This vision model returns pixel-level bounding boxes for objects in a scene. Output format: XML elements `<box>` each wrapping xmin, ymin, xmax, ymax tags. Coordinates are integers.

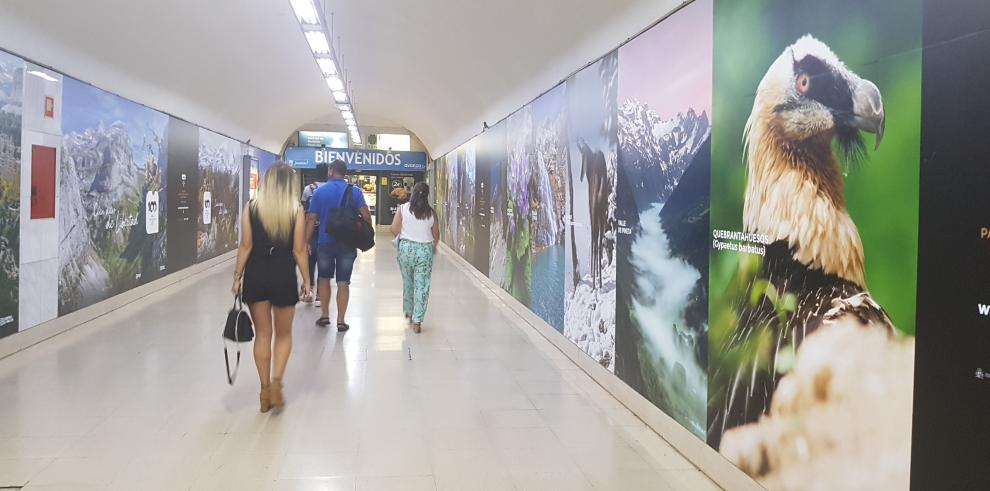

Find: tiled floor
<box><xmin>0</xmin><ymin>236</ymin><xmax>721</xmax><ymax>490</ymax></box>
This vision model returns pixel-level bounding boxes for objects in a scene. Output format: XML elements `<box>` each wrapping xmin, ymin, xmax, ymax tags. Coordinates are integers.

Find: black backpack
<box><xmin>325</xmin><ymin>184</ymin><xmax>375</xmax><ymax>251</ymax></box>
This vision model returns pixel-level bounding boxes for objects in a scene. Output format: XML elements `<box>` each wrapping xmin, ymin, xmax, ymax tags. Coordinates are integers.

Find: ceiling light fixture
<box><xmin>290</xmin><ymin>0</ymin><xmax>359</xmax><ymax>144</ymax></box>
<box><xmin>317</xmin><ymin>58</ymin><xmax>337</xmax><ymax>76</ymax></box>
<box><xmin>289</xmin><ymin>0</ymin><xmax>320</xmax><ymax>25</ymax></box>
<box><xmin>27</xmin><ymin>70</ymin><xmax>58</xmax><ymax>82</ymax></box>
<box><xmin>304</xmin><ymin>31</ymin><xmax>331</xmax><ymax>55</ymax></box>
<box><xmin>325</xmin><ymin>76</ymin><xmax>344</xmax><ymax>91</ymax></box>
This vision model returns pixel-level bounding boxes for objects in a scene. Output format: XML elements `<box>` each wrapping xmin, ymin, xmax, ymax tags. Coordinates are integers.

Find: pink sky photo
<box><xmin>618</xmin><ymin>0</ymin><xmax>712</xmax><ymax>119</ymax></box>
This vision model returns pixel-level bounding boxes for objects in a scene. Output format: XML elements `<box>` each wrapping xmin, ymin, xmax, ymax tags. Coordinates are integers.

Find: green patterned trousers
<box><xmin>397</xmin><ymin>240</ymin><xmax>435</xmax><ymax>323</ymax></box>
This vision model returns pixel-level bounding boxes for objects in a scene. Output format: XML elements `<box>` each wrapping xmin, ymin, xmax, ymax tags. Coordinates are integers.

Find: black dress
<box><xmin>242</xmin><ymin>203</ymin><xmax>300</xmax><ymax>307</ymax></box>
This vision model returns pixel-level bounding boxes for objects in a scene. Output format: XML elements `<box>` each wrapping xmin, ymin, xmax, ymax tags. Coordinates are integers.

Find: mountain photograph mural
<box><xmin>58</xmin><ymin>77</ymin><xmax>169</xmax><ymax>315</ymax></box>
<box><xmin>614</xmin><ymin>0</ymin><xmax>713</xmax><ymax>439</ymax></box>
<box><xmin>0</xmin><ymin>50</ymin><xmax>23</xmax><ymax>337</ymax></box>
<box><xmin>196</xmin><ymin>128</ymin><xmax>240</xmax><ymax>262</ymax></box>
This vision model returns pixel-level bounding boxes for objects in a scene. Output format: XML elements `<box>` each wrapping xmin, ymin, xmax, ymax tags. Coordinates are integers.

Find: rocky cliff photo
<box><xmin>59</xmin><ymin>77</ymin><xmax>168</xmax><ymax>314</ymax></box>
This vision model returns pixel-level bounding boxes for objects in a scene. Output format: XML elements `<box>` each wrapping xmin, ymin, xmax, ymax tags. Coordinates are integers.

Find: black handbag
<box><xmin>223</xmin><ymin>294</ymin><xmax>254</xmax><ymax>384</ymax></box>
<box><xmin>325</xmin><ymin>184</ymin><xmax>376</xmax><ymax>251</ymax></box>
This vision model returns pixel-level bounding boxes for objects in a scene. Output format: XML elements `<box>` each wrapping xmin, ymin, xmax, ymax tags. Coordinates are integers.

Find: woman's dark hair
<box><xmin>408</xmin><ymin>182</ymin><xmax>433</xmax><ymax>220</ymax></box>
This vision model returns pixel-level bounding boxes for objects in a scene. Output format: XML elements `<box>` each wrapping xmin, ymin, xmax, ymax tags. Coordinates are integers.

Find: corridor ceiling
<box><xmin>0</xmin><ymin>0</ymin><xmax>682</xmax><ymax>154</ymax></box>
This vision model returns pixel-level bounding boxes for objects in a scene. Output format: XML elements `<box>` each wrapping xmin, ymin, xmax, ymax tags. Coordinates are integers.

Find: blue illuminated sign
<box><xmin>284</xmin><ymin>146</ymin><xmax>427</xmax><ymax>172</ymax></box>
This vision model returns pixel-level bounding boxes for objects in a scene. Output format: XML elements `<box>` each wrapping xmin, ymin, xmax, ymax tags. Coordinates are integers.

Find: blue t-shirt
<box><xmin>308</xmin><ymin>178</ymin><xmax>368</xmax><ymax>246</ymax></box>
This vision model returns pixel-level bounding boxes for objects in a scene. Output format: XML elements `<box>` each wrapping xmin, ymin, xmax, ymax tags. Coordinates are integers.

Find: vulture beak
<box><xmin>851</xmin><ymin>78</ymin><xmax>885</xmax><ymax>150</ymax></box>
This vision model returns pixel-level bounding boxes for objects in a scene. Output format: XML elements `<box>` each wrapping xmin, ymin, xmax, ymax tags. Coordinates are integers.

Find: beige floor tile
<box><xmin>482</xmin><ymin>409</ymin><xmax>546</xmax><ymax>429</ymax></box>
<box><xmin>274</xmin><ymin>477</ymin><xmax>356</xmax><ymax>491</ymax></box>
<box><xmin>510</xmin><ymin>470</ymin><xmax>594</xmax><ymax>491</ymax></box>
<box><xmin>280</xmin><ymin>452</ymin><xmax>358</xmax><ymax>479</ymax></box>
<box><xmin>356</xmin><ymin>449</ymin><xmax>432</xmax><ymax>477</ymax></box>
<box><xmin>0</xmin><ymin>457</ymin><xmax>54</xmax><ymax>487</ymax></box>
<box><xmin>356</xmin><ymin>475</ymin><xmax>436</xmax><ymax>491</ymax></box>
<box><xmin>434</xmin><ymin>471</ymin><xmax>515</xmax><ymax>491</ymax></box>
<box><xmin>0</xmin><ymin>437</ymin><xmax>74</xmax><ymax>459</ymax></box>
<box><xmin>27</xmin><ymin>457</ymin><xmax>125</xmax><ymax>487</ymax></box>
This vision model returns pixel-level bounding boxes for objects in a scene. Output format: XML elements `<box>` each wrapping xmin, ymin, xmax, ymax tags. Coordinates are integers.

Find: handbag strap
<box><xmin>224</xmin><ymin>345</ymin><xmax>241</xmax><ymax>385</ymax></box>
<box><xmin>225</xmin><ymin>292</ymin><xmax>245</xmax><ymax>385</ymax></box>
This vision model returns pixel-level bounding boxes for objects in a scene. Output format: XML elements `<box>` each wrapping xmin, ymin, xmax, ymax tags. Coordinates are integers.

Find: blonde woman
<box><xmin>390</xmin><ymin>182</ymin><xmax>439</xmax><ymax>333</ymax></box>
<box><xmin>232</xmin><ymin>162</ymin><xmax>311</xmax><ymax>412</ymax></box>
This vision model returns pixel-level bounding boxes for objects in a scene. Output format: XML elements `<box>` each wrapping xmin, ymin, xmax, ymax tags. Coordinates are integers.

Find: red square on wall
<box><xmin>44</xmin><ymin>96</ymin><xmax>54</xmax><ymax>119</ymax></box>
<box><xmin>31</xmin><ymin>145</ymin><xmax>56</xmax><ymax>219</ymax></box>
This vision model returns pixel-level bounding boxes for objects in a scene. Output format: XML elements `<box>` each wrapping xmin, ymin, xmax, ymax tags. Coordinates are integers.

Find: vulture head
<box><xmin>750</xmin><ymin>35</ymin><xmax>885</xmax><ymax>156</ymax></box>
<box><xmin>742</xmin><ymin>35</ymin><xmax>884</xmax><ymax>287</ymax></box>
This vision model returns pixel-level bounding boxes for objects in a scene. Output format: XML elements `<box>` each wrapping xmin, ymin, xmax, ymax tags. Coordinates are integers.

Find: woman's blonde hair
<box><xmin>252</xmin><ymin>162</ymin><xmax>299</xmax><ymax>243</ymax></box>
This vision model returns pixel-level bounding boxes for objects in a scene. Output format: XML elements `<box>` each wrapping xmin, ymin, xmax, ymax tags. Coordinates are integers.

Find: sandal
<box><xmin>336</xmin><ymin>322</ymin><xmax>350</xmax><ymax>332</ymax></box>
<box><xmin>316</xmin><ymin>317</ymin><xmax>331</xmax><ymax>327</ymax></box>
<box><xmin>412</xmin><ymin>322</ymin><xmax>422</xmax><ymax>334</ymax></box>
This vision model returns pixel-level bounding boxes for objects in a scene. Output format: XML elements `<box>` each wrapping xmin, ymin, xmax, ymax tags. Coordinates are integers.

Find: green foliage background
<box><xmin>710</xmin><ymin>0</ymin><xmax>922</xmax><ymax>340</ymax></box>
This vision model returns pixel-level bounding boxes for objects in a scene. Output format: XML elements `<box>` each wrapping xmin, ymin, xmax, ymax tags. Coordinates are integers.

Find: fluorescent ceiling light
<box><xmin>337</xmin><ymin>104</ymin><xmax>350</xmax><ymax>111</ymax></box>
<box><xmin>326</xmin><ymin>76</ymin><xmax>344</xmax><ymax>92</ymax></box>
<box><xmin>289</xmin><ymin>0</ymin><xmax>320</xmax><ymax>25</ymax></box>
<box><xmin>341</xmin><ymin>110</ymin><xmax>353</xmax><ymax>119</ymax></box>
<box><xmin>345</xmin><ymin>119</ymin><xmax>356</xmax><ymax>127</ymax></box>
<box><xmin>317</xmin><ymin>58</ymin><xmax>337</xmax><ymax>76</ymax></box>
<box><xmin>27</xmin><ymin>70</ymin><xmax>57</xmax><ymax>82</ymax></box>
<box><xmin>332</xmin><ymin>91</ymin><xmax>348</xmax><ymax>102</ymax></box>
<box><xmin>305</xmin><ymin>31</ymin><xmax>330</xmax><ymax>55</ymax></box>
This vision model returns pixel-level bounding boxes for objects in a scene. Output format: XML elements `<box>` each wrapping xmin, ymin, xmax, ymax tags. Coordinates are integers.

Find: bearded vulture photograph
<box><xmin>708</xmin><ymin>35</ymin><xmax>895</xmax><ymax>448</ymax></box>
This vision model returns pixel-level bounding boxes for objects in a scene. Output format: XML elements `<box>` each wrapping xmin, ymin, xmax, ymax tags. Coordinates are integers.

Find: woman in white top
<box><xmin>390</xmin><ymin>182</ymin><xmax>440</xmax><ymax>333</ymax></box>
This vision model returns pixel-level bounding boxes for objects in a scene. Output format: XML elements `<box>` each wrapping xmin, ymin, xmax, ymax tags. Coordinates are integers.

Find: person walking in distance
<box><xmin>232</xmin><ymin>163</ymin><xmax>311</xmax><ymax>412</ymax></box>
<box><xmin>390</xmin><ymin>182</ymin><xmax>439</xmax><ymax>333</ymax></box>
<box><xmin>300</xmin><ymin>163</ymin><xmax>329</xmax><ymax>305</ymax></box>
<box><xmin>306</xmin><ymin>159</ymin><xmax>372</xmax><ymax>331</ymax></box>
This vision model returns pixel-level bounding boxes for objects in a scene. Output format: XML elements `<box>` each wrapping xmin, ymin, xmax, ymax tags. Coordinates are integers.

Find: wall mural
<box><xmin>615</xmin><ymin>0</ymin><xmax>712</xmax><ymax>440</ymax></box>
<box><xmin>59</xmin><ymin>77</ymin><xmax>169</xmax><ymax>315</ymax></box>
<box><xmin>432</xmin><ymin>0</ymin><xmax>990</xmax><ymax>488</ymax></box>
<box><xmin>0</xmin><ymin>50</ymin><xmax>23</xmax><ymax>338</ymax></box>
<box><xmin>0</xmin><ymin>47</ymin><xmax>266</xmax><ymax>341</ymax></box>
<box><xmin>563</xmin><ymin>52</ymin><xmax>619</xmax><ymax>371</ymax></box>
<box><xmin>709</xmin><ymin>1</ymin><xmax>920</xmax><ymax>488</ymax></box>
<box><xmin>196</xmin><ymin>128</ymin><xmax>241</xmax><ymax>262</ymax></box>
<box><xmin>530</xmin><ymin>85</ymin><xmax>569</xmax><ymax>331</ymax></box>
<box><xmin>485</xmin><ymin>121</ymin><xmax>508</xmax><ymax>290</ymax></box>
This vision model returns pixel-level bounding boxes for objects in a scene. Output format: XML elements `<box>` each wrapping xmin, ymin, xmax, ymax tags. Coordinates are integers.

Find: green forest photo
<box><xmin>708</xmin><ymin>0</ymin><xmax>921</xmax><ymax>488</ymax></box>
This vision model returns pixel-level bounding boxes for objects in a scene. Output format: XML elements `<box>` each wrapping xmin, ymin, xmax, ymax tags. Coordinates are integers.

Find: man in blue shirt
<box><xmin>305</xmin><ymin>160</ymin><xmax>372</xmax><ymax>331</ymax></box>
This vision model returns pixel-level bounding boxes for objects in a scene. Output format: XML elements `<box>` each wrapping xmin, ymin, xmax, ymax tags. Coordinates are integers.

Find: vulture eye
<box><xmin>795</xmin><ymin>73</ymin><xmax>811</xmax><ymax>95</ymax></box>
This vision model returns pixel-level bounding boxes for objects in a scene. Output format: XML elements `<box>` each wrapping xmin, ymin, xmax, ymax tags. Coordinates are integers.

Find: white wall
<box><xmin>18</xmin><ymin>64</ymin><xmax>62</xmax><ymax>330</ymax></box>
